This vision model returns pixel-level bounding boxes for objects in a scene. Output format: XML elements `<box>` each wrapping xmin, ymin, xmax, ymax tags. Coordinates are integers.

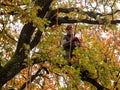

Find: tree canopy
<box><xmin>0</xmin><ymin>0</ymin><xmax>120</xmax><ymax>90</ymax></box>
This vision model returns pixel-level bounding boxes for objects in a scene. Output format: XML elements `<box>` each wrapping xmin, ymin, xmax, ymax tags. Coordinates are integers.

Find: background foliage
<box><xmin>0</xmin><ymin>0</ymin><xmax>120</xmax><ymax>90</ymax></box>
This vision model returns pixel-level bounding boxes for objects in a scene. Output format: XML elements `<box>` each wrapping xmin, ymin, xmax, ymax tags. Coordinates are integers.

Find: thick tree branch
<box><xmin>49</xmin><ymin>16</ymin><xmax>99</xmax><ymax>26</ymax></box>
<box><xmin>80</xmin><ymin>70</ymin><xmax>109</xmax><ymax>90</ymax></box>
<box><xmin>57</xmin><ymin>17</ymin><xmax>120</xmax><ymax>25</ymax></box>
<box><xmin>19</xmin><ymin>67</ymin><xmax>49</xmax><ymax>90</ymax></box>
<box><xmin>0</xmin><ymin>22</ymin><xmax>35</xmax><ymax>87</ymax></box>
<box><xmin>46</xmin><ymin>7</ymin><xmax>120</xmax><ymax>20</ymax></box>
<box><xmin>16</xmin><ymin>22</ymin><xmax>35</xmax><ymax>52</ymax></box>
<box><xmin>0</xmin><ymin>0</ymin><xmax>53</xmax><ymax>88</ymax></box>
<box><xmin>35</xmin><ymin>0</ymin><xmax>53</xmax><ymax>18</ymax></box>
<box><xmin>19</xmin><ymin>68</ymin><xmax>41</xmax><ymax>90</ymax></box>
<box><xmin>30</xmin><ymin>30</ymin><xmax>42</xmax><ymax>49</ymax></box>
<box><xmin>46</xmin><ymin>7</ymin><xmax>120</xmax><ymax>26</ymax></box>
<box><xmin>47</xmin><ymin>7</ymin><xmax>120</xmax><ymax>16</ymax></box>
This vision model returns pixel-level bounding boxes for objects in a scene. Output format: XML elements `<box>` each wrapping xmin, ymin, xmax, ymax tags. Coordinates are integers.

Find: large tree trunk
<box><xmin>0</xmin><ymin>0</ymin><xmax>53</xmax><ymax>88</ymax></box>
<box><xmin>0</xmin><ymin>22</ymin><xmax>35</xmax><ymax>87</ymax></box>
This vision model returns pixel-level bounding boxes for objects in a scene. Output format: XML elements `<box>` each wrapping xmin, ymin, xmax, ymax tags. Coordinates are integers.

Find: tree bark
<box><xmin>0</xmin><ymin>22</ymin><xmax>35</xmax><ymax>87</ymax></box>
<box><xmin>0</xmin><ymin>0</ymin><xmax>53</xmax><ymax>88</ymax></box>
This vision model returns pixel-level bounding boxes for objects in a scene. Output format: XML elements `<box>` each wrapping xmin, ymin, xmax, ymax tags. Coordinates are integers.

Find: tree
<box><xmin>0</xmin><ymin>0</ymin><xmax>120</xmax><ymax>89</ymax></box>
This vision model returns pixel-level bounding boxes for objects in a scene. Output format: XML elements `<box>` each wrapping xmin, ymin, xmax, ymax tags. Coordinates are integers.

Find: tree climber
<box><xmin>62</xmin><ymin>25</ymin><xmax>82</xmax><ymax>65</ymax></box>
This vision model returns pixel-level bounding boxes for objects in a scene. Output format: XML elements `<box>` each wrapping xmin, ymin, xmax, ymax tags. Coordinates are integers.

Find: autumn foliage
<box><xmin>0</xmin><ymin>0</ymin><xmax>120</xmax><ymax>90</ymax></box>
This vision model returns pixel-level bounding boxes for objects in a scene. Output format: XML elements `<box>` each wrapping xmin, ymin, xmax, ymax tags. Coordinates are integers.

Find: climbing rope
<box><xmin>69</xmin><ymin>1</ymin><xmax>78</xmax><ymax>60</ymax></box>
